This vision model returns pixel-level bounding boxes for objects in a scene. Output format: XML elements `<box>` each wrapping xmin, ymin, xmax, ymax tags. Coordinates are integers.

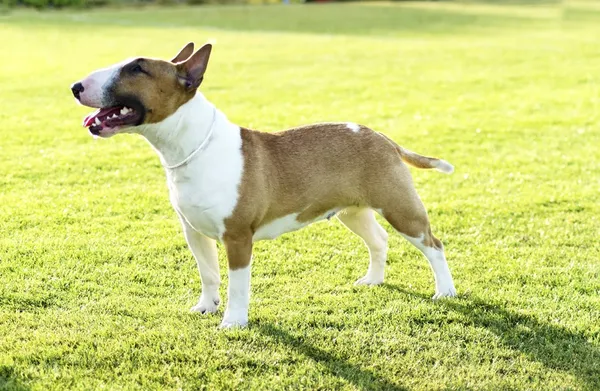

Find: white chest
<box><xmin>138</xmin><ymin>95</ymin><xmax>244</xmax><ymax>240</ymax></box>
<box><xmin>169</xmin><ymin>179</ymin><xmax>227</xmax><ymax>240</ymax></box>
<box><xmin>166</xmin><ymin>126</ymin><xmax>244</xmax><ymax>240</ymax></box>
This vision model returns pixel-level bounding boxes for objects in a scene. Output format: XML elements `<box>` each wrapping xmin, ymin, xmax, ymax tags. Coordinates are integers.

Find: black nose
<box><xmin>71</xmin><ymin>82</ymin><xmax>84</xmax><ymax>99</ymax></box>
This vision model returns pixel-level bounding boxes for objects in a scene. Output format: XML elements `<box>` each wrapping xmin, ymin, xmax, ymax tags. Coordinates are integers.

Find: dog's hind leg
<box><xmin>338</xmin><ymin>207</ymin><xmax>389</xmax><ymax>285</ymax></box>
<box><xmin>377</xmin><ymin>184</ymin><xmax>456</xmax><ymax>299</ymax></box>
<box><xmin>382</xmin><ymin>201</ymin><xmax>456</xmax><ymax>299</ymax></box>
<box><xmin>400</xmin><ymin>230</ymin><xmax>456</xmax><ymax>299</ymax></box>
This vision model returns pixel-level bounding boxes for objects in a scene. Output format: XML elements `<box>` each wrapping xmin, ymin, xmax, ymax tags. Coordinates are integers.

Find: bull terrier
<box><xmin>71</xmin><ymin>42</ymin><xmax>457</xmax><ymax>328</ymax></box>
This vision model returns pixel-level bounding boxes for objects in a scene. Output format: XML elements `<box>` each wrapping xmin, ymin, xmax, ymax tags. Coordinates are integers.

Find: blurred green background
<box><xmin>1</xmin><ymin>0</ymin><xmax>599</xmax><ymax>390</ymax></box>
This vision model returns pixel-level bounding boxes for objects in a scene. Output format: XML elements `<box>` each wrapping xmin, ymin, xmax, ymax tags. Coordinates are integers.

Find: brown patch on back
<box><xmin>223</xmin><ymin>123</ymin><xmax>440</xmax><ymax>254</ymax></box>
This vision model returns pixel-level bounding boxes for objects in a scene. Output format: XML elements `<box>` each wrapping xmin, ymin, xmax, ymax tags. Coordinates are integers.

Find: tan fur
<box><xmin>115</xmin><ymin>45</ymin><xmax>211</xmax><ymax>125</ymax></box>
<box><xmin>224</xmin><ymin>123</ymin><xmax>441</xmax><ymax>269</ymax></box>
<box><xmin>105</xmin><ymin>46</ymin><xmax>447</xmax><ymax>271</ymax></box>
<box><xmin>110</xmin><ymin>59</ymin><xmax>195</xmax><ymax>124</ymax></box>
<box><xmin>74</xmin><ymin>43</ymin><xmax>456</xmax><ymax>326</ymax></box>
<box><xmin>378</xmin><ymin>132</ymin><xmax>444</xmax><ymax>171</ymax></box>
<box><xmin>223</xmin><ymin>232</ymin><xmax>253</xmax><ymax>272</ymax></box>
<box><xmin>170</xmin><ymin>42</ymin><xmax>195</xmax><ymax>63</ymax></box>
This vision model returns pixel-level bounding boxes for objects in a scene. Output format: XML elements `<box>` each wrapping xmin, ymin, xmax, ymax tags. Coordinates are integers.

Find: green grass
<box><xmin>1</xmin><ymin>1</ymin><xmax>600</xmax><ymax>390</ymax></box>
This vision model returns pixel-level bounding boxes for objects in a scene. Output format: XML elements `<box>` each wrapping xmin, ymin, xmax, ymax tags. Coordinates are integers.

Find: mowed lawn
<box><xmin>1</xmin><ymin>1</ymin><xmax>600</xmax><ymax>390</ymax></box>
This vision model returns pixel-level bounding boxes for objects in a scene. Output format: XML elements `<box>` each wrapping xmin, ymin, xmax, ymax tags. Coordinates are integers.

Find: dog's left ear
<box><xmin>171</xmin><ymin>42</ymin><xmax>195</xmax><ymax>63</ymax></box>
<box><xmin>178</xmin><ymin>43</ymin><xmax>212</xmax><ymax>90</ymax></box>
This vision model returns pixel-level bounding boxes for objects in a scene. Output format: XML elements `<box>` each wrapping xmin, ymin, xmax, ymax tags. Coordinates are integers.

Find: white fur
<box><xmin>338</xmin><ymin>208</ymin><xmax>388</xmax><ymax>285</ymax></box>
<box><xmin>180</xmin><ymin>218</ymin><xmax>221</xmax><ymax>314</ymax></box>
<box><xmin>253</xmin><ymin>209</ymin><xmax>339</xmax><ymax>242</ymax></box>
<box><xmin>434</xmin><ymin>159</ymin><xmax>454</xmax><ymax>174</ymax></box>
<box><xmin>401</xmin><ymin>234</ymin><xmax>456</xmax><ymax>299</ymax></box>
<box><xmin>134</xmin><ymin>93</ymin><xmax>247</xmax><ymax>328</ymax></box>
<box><xmin>81</xmin><ymin>58</ymin><xmax>457</xmax><ymax>330</ymax></box>
<box><xmin>79</xmin><ymin>63</ymin><xmax>121</xmax><ymax>107</ymax></box>
<box><xmin>347</xmin><ymin>122</ymin><xmax>360</xmax><ymax>133</ymax></box>
<box><xmin>221</xmin><ymin>265</ymin><xmax>251</xmax><ymax>328</ymax></box>
<box><xmin>253</xmin><ymin>213</ymin><xmax>302</xmax><ymax>241</ymax></box>
<box><xmin>135</xmin><ymin>93</ymin><xmax>244</xmax><ymax>241</ymax></box>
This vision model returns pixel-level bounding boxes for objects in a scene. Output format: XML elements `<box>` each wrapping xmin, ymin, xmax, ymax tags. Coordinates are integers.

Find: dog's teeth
<box><xmin>111</xmin><ymin>114</ymin><xmax>118</xmax><ymax>119</ymax></box>
<box><xmin>120</xmin><ymin>108</ymin><xmax>127</xmax><ymax>115</ymax></box>
<box><xmin>94</xmin><ymin>118</ymin><xmax>101</xmax><ymax>125</ymax></box>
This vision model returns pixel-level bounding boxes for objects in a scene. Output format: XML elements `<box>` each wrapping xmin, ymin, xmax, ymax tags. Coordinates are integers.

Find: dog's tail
<box><xmin>398</xmin><ymin>146</ymin><xmax>454</xmax><ymax>174</ymax></box>
<box><xmin>379</xmin><ymin>132</ymin><xmax>454</xmax><ymax>174</ymax></box>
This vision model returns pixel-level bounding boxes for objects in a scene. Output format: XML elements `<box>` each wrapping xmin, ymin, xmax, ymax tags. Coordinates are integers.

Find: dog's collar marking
<box><xmin>162</xmin><ymin>107</ymin><xmax>217</xmax><ymax>170</ymax></box>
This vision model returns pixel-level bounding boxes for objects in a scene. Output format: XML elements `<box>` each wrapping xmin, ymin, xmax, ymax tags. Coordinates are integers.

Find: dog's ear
<box><xmin>171</xmin><ymin>42</ymin><xmax>195</xmax><ymax>63</ymax></box>
<box><xmin>177</xmin><ymin>43</ymin><xmax>212</xmax><ymax>90</ymax></box>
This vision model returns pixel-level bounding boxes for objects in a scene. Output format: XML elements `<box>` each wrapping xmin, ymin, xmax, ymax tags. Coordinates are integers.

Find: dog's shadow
<box><xmin>0</xmin><ymin>365</ymin><xmax>30</xmax><ymax>391</ymax></box>
<box><xmin>255</xmin><ymin>286</ymin><xmax>600</xmax><ymax>391</ymax></box>
<box><xmin>384</xmin><ymin>285</ymin><xmax>600</xmax><ymax>390</ymax></box>
<box><xmin>255</xmin><ymin>322</ymin><xmax>409</xmax><ymax>391</ymax></box>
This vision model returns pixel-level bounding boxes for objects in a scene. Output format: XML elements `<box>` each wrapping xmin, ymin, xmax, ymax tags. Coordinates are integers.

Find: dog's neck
<box><xmin>135</xmin><ymin>93</ymin><xmax>221</xmax><ymax>169</ymax></box>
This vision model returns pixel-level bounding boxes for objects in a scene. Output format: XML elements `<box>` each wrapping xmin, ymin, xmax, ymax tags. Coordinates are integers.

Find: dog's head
<box><xmin>71</xmin><ymin>42</ymin><xmax>211</xmax><ymax>137</ymax></box>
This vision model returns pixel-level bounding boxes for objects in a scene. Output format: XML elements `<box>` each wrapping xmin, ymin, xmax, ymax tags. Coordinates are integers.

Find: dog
<box><xmin>71</xmin><ymin>42</ymin><xmax>457</xmax><ymax>328</ymax></box>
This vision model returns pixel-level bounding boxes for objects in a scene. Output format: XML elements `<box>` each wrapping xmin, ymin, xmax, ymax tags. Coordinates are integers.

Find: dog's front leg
<box><xmin>220</xmin><ymin>233</ymin><xmax>253</xmax><ymax>328</ymax></box>
<box><xmin>180</xmin><ymin>219</ymin><xmax>221</xmax><ymax>314</ymax></box>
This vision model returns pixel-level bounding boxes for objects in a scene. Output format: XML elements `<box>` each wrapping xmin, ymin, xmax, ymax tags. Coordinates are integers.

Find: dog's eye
<box><xmin>131</xmin><ymin>64</ymin><xmax>143</xmax><ymax>73</ymax></box>
<box><xmin>129</xmin><ymin>63</ymin><xmax>148</xmax><ymax>76</ymax></box>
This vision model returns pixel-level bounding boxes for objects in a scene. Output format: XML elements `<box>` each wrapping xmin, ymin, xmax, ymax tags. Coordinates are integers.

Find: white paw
<box><xmin>219</xmin><ymin>308</ymin><xmax>248</xmax><ymax>329</ymax></box>
<box><xmin>190</xmin><ymin>294</ymin><xmax>221</xmax><ymax>314</ymax></box>
<box><xmin>219</xmin><ymin>319</ymin><xmax>248</xmax><ymax>329</ymax></box>
<box><xmin>354</xmin><ymin>273</ymin><xmax>384</xmax><ymax>286</ymax></box>
<box><xmin>432</xmin><ymin>286</ymin><xmax>457</xmax><ymax>300</ymax></box>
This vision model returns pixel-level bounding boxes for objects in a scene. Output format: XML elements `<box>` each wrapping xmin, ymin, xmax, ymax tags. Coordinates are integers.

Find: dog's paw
<box><xmin>432</xmin><ymin>286</ymin><xmax>457</xmax><ymax>300</ymax></box>
<box><xmin>219</xmin><ymin>319</ymin><xmax>248</xmax><ymax>329</ymax></box>
<box><xmin>219</xmin><ymin>309</ymin><xmax>248</xmax><ymax>329</ymax></box>
<box><xmin>354</xmin><ymin>273</ymin><xmax>384</xmax><ymax>286</ymax></box>
<box><xmin>190</xmin><ymin>295</ymin><xmax>221</xmax><ymax>314</ymax></box>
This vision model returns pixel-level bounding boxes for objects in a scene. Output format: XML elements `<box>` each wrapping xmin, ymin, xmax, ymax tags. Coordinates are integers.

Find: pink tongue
<box><xmin>83</xmin><ymin>109</ymin><xmax>101</xmax><ymax>127</ymax></box>
<box><xmin>83</xmin><ymin>107</ymin><xmax>121</xmax><ymax>127</ymax></box>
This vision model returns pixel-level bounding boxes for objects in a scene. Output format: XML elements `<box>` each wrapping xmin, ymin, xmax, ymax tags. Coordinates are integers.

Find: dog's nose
<box><xmin>71</xmin><ymin>82</ymin><xmax>84</xmax><ymax>100</ymax></box>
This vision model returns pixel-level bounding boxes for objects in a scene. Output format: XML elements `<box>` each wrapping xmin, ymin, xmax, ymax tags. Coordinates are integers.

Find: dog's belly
<box><xmin>253</xmin><ymin>209</ymin><xmax>339</xmax><ymax>241</ymax></box>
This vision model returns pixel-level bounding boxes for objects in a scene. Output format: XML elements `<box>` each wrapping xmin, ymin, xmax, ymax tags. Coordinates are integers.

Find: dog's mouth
<box><xmin>83</xmin><ymin>106</ymin><xmax>142</xmax><ymax>137</ymax></box>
